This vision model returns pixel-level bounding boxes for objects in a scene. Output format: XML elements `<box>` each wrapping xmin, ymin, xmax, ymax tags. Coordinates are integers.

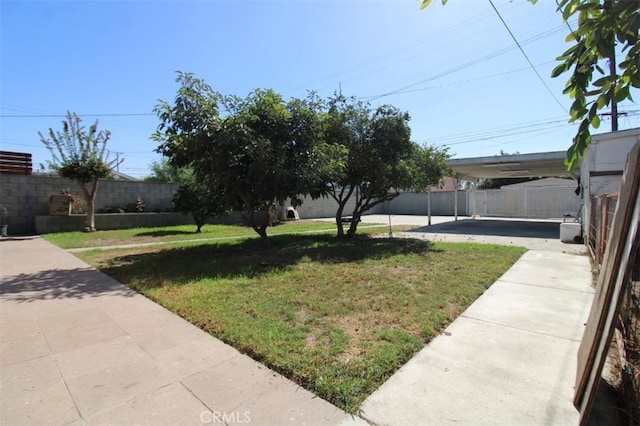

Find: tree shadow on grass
<box><xmin>134</xmin><ymin>223</ymin><xmax>248</xmax><ymax>238</ymax></box>
<box><xmin>134</xmin><ymin>230</ymin><xmax>196</xmax><ymax>237</ymax></box>
<box><xmin>0</xmin><ymin>268</ymin><xmax>137</xmax><ymax>303</ymax></box>
<box><xmin>97</xmin><ymin>234</ymin><xmax>438</xmax><ymax>289</ymax></box>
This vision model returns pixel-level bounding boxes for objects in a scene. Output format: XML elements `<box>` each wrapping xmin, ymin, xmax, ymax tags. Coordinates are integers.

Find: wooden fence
<box><xmin>0</xmin><ymin>151</ymin><xmax>32</xmax><ymax>175</ymax></box>
<box><xmin>575</xmin><ymin>142</ymin><xmax>640</xmax><ymax>424</ymax></box>
<box><xmin>587</xmin><ymin>193</ymin><xmax>618</xmax><ymax>266</ymax></box>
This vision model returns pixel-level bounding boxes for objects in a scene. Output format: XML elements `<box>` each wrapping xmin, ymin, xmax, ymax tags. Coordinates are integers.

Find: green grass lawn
<box><xmin>43</xmin><ymin>220</ymin><xmax>404</xmax><ymax>249</ymax></box>
<box><xmin>71</xmin><ymin>231</ymin><xmax>526</xmax><ymax>412</ymax></box>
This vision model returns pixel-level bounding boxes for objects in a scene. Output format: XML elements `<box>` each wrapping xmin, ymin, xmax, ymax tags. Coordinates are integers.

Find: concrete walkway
<box><xmin>342</xmin><ymin>250</ymin><xmax>594</xmax><ymax>425</ymax></box>
<box><xmin>1</xmin><ymin>217</ymin><xmax>594</xmax><ymax>425</ymax></box>
<box><xmin>0</xmin><ymin>237</ymin><xmax>345</xmax><ymax>425</ymax></box>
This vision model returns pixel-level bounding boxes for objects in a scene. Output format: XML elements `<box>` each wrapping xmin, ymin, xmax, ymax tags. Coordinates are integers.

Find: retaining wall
<box><xmin>34</xmin><ymin>213</ymin><xmax>194</xmax><ymax>234</ymax></box>
<box><xmin>0</xmin><ymin>174</ymin><xmax>178</xmax><ymax>235</ymax></box>
<box><xmin>1</xmin><ymin>173</ymin><xmax>578</xmax><ymax>235</ymax></box>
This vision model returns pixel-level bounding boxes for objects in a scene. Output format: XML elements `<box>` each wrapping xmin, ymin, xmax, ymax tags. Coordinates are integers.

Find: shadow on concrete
<box><xmin>0</xmin><ymin>268</ymin><xmax>136</xmax><ymax>302</ymax></box>
<box><xmin>407</xmin><ymin>218</ymin><xmax>561</xmax><ymax>239</ymax></box>
<box><xmin>0</xmin><ymin>236</ymin><xmax>42</xmax><ymax>243</ymax></box>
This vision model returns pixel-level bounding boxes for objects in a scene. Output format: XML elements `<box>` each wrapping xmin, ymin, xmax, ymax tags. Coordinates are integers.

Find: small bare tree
<box><xmin>39</xmin><ymin>112</ymin><xmax>123</xmax><ymax>231</ymax></box>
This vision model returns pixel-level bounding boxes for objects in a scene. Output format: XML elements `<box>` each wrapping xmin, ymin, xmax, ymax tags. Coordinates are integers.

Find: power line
<box><xmin>361</xmin><ymin>60</ymin><xmax>555</xmax><ymax>99</ymax></box>
<box><xmin>556</xmin><ymin>0</ymin><xmax>575</xmax><ymax>34</ymax></box>
<box><xmin>282</xmin><ymin>8</ymin><xmax>502</xmax><ymax>95</ymax></box>
<box><xmin>487</xmin><ymin>0</ymin><xmax>568</xmax><ymax>114</ymax></box>
<box><xmin>361</xmin><ymin>23</ymin><xmax>570</xmax><ymax>102</ymax></box>
<box><xmin>0</xmin><ymin>113</ymin><xmax>154</xmax><ymax>118</ymax></box>
<box><xmin>435</xmin><ymin>122</ymin><xmax>577</xmax><ymax>147</ymax></box>
<box><xmin>419</xmin><ymin>109</ymin><xmax>640</xmax><ymax>146</ymax></box>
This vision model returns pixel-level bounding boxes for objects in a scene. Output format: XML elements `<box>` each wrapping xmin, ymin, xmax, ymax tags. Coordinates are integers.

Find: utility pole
<box><xmin>108</xmin><ymin>150</ymin><xmax>124</xmax><ymax>173</ymax></box>
<box><xmin>609</xmin><ymin>51</ymin><xmax>618</xmax><ymax>132</ymax></box>
<box><xmin>605</xmin><ymin>0</ymin><xmax>618</xmax><ymax>132</ymax></box>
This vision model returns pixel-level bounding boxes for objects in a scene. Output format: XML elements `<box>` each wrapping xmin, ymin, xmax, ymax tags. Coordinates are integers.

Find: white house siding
<box><xmin>580</xmin><ymin>127</ymin><xmax>640</xmax><ymax>243</ymax></box>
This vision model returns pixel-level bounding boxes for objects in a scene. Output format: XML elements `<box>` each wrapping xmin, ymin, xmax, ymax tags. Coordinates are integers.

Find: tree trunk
<box><xmin>335</xmin><ymin>203</ymin><xmax>346</xmax><ymax>238</ymax></box>
<box><xmin>193</xmin><ymin>213</ymin><xmax>205</xmax><ymax>233</ymax></box>
<box><xmin>80</xmin><ymin>179</ymin><xmax>99</xmax><ymax>232</ymax></box>
<box><xmin>333</xmin><ymin>186</ymin><xmax>355</xmax><ymax>238</ymax></box>
<box><xmin>345</xmin><ymin>195</ymin><xmax>367</xmax><ymax>238</ymax></box>
<box><xmin>85</xmin><ymin>198</ymin><xmax>96</xmax><ymax>232</ymax></box>
<box><xmin>247</xmin><ymin>209</ymin><xmax>270</xmax><ymax>242</ymax></box>
<box><xmin>346</xmin><ymin>211</ymin><xmax>361</xmax><ymax>237</ymax></box>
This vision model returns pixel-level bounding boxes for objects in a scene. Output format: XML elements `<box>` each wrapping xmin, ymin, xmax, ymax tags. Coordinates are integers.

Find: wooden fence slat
<box><xmin>0</xmin><ymin>151</ymin><xmax>33</xmax><ymax>175</ymax></box>
<box><xmin>574</xmin><ymin>142</ymin><xmax>640</xmax><ymax>424</ymax></box>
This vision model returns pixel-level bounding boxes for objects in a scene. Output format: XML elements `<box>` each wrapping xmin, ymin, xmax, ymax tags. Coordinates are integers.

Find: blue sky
<box><xmin>2</xmin><ymin>0</ymin><xmax>638</xmax><ymax>178</ymax></box>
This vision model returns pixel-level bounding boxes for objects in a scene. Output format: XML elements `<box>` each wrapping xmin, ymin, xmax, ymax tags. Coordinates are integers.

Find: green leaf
<box><xmin>420</xmin><ymin>0</ymin><xmax>434</xmax><ymax>9</ymax></box>
<box><xmin>614</xmin><ymin>85</ymin><xmax>630</xmax><ymax>103</ymax></box>
<box><xmin>596</xmin><ymin>39</ymin><xmax>613</xmax><ymax>59</ymax></box>
<box><xmin>562</xmin><ymin>3</ymin><xmax>576</xmax><ymax>20</ymax></box>
<box><xmin>591</xmin><ymin>114</ymin><xmax>601</xmax><ymax>129</ymax></box>
<box><xmin>551</xmin><ymin>63</ymin><xmax>569</xmax><ymax>78</ymax></box>
<box><xmin>565</xmin><ymin>144</ymin><xmax>577</xmax><ymax>170</ymax></box>
<box><xmin>596</xmin><ymin>93</ymin><xmax>609</xmax><ymax>109</ymax></box>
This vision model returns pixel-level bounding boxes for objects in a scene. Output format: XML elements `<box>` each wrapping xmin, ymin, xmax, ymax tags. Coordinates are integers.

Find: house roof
<box><xmin>111</xmin><ymin>171</ymin><xmax>139</xmax><ymax>181</ymax></box>
<box><xmin>500</xmin><ymin>177</ymin><xmax>577</xmax><ymax>189</ymax></box>
<box><xmin>430</xmin><ymin>176</ymin><xmax>457</xmax><ymax>192</ymax></box>
<box><xmin>447</xmin><ymin>151</ymin><xmax>578</xmax><ymax>180</ymax></box>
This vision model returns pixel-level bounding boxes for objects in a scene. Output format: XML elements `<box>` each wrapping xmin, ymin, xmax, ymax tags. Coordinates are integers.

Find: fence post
<box><xmin>454</xmin><ymin>175</ymin><xmax>458</xmax><ymax>221</ymax></box>
<box><xmin>427</xmin><ymin>187</ymin><xmax>431</xmax><ymax>226</ymax></box>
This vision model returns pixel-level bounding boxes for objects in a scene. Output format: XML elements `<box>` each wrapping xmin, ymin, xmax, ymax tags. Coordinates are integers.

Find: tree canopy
<box><xmin>154</xmin><ymin>73</ymin><xmax>450</xmax><ymax>240</ymax></box>
<box><xmin>39</xmin><ymin>111</ymin><xmax>122</xmax><ymax>231</ymax></box>
<box><xmin>152</xmin><ymin>72</ymin><xmax>345</xmax><ymax>240</ymax></box>
<box><xmin>323</xmin><ymin>93</ymin><xmax>449</xmax><ymax>237</ymax></box>
<box><xmin>172</xmin><ymin>170</ymin><xmax>223</xmax><ymax>234</ymax></box>
<box><xmin>421</xmin><ymin>0</ymin><xmax>640</xmax><ymax>170</ymax></box>
<box><xmin>144</xmin><ymin>160</ymin><xmax>193</xmax><ymax>184</ymax></box>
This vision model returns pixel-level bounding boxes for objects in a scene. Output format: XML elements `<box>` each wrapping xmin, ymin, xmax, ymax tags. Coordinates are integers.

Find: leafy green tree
<box><xmin>39</xmin><ymin>112</ymin><xmax>122</xmax><ymax>231</ymax></box>
<box><xmin>144</xmin><ymin>160</ymin><xmax>193</xmax><ymax>184</ymax></box>
<box><xmin>172</xmin><ymin>170</ymin><xmax>223</xmax><ymax>233</ymax></box>
<box><xmin>324</xmin><ymin>94</ymin><xmax>418</xmax><ymax>238</ymax></box>
<box><xmin>411</xmin><ymin>144</ymin><xmax>451</xmax><ymax>192</ymax></box>
<box><xmin>477</xmin><ymin>177</ymin><xmax>536</xmax><ymax>190</ymax></box>
<box><xmin>552</xmin><ymin>0</ymin><xmax>639</xmax><ymax>169</ymax></box>
<box><xmin>153</xmin><ymin>72</ymin><xmax>341</xmax><ymax>241</ymax></box>
<box><xmin>212</xmin><ymin>88</ymin><xmax>296</xmax><ymax>239</ymax></box>
<box><xmin>421</xmin><ymin>0</ymin><xmax>640</xmax><ymax>170</ymax></box>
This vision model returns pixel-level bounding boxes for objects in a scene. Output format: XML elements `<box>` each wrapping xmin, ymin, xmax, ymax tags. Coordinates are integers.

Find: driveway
<box><xmin>355</xmin><ymin>215</ymin><xmax>587</xmax><ymax>254</ymax></box>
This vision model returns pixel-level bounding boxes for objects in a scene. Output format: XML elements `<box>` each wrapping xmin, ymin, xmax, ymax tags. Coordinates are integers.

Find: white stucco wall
<box><xmin>580</xmin><ymin>127</ymin><xmax>640</xmax><ymax>243</ymax></box>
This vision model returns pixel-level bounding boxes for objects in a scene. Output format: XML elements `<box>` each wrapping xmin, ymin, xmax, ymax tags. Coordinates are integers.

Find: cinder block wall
<box><xmin>0</xmin><ymin>175</ymin><xmax>178</xmax><ymax>235</ymax></box>
<box><xmin>290</xmin><ymin>194</ymin><xmax>368</xmax><ymax>219</ymax></box>
<box><xmin>383</xmin><ymin>191</ymin><xmax>469</xmax><ymax>216</ymax></box>
<box><xmin>290</xmin><ymin>191</ymin><xmax>468</xmax><ymax>219</ymax></box>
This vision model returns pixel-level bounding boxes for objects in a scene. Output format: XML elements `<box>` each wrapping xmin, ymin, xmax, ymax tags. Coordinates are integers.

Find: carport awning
<box><xmin>447</xmin><ymin>151</ymin><xmax>578</xmax><ymax>180</ymax></box>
